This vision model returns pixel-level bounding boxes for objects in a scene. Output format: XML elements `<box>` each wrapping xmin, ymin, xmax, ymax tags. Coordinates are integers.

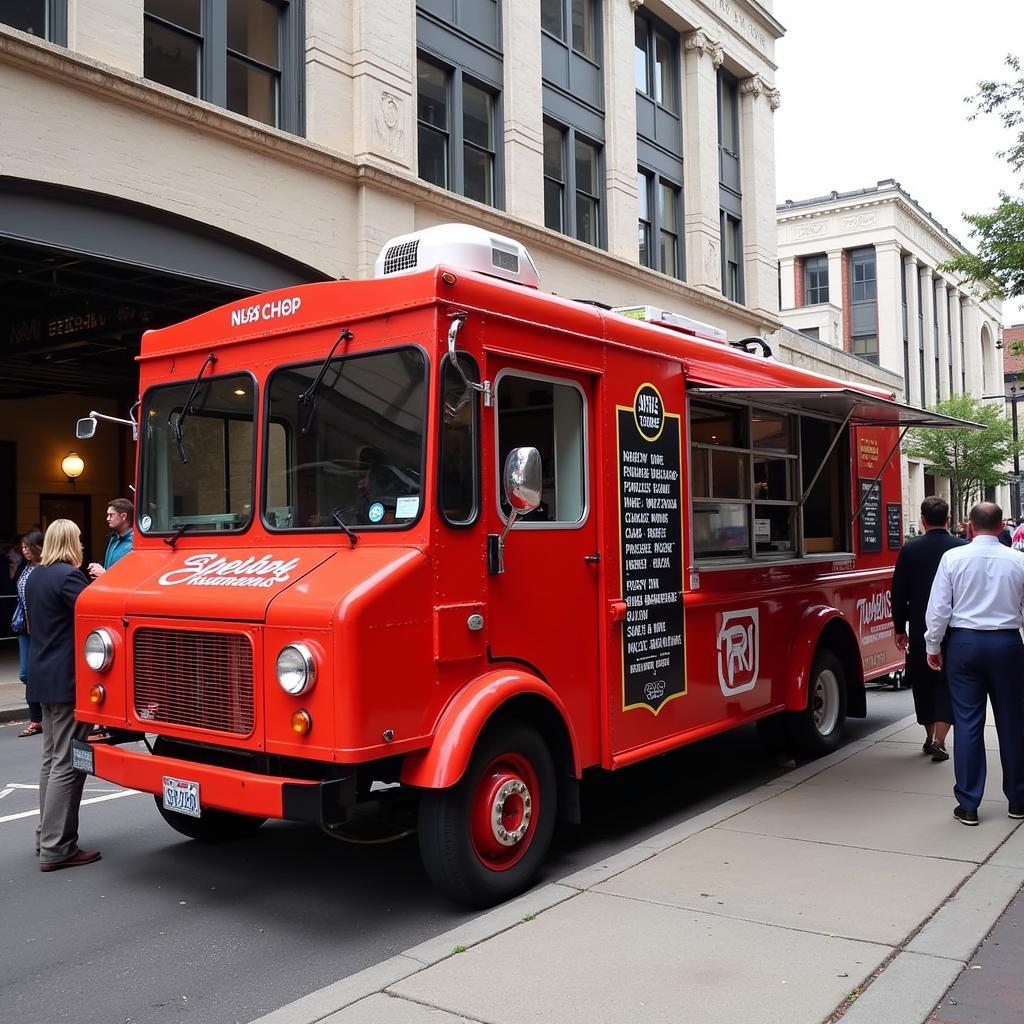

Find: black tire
<box><xmin>154</xmin><ymin>796</ymin><xmax>266</xmax><ymax>842</ymax></box>
<box><xmin>417</xmin><ymin>721</ymin><xmax>556</xmax><ymax>908</ymax></box>
<box><xmin>785</xmin><ymin>648</ymin><xmax>848</xmax><ymax>757</ymax></box>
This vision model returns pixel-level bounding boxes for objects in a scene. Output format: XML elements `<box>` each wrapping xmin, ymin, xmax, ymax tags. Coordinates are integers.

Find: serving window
<box><xmin>690</xmin><ymin>398</ymin><xmax>848</xmax><ymax>562</ymax></box>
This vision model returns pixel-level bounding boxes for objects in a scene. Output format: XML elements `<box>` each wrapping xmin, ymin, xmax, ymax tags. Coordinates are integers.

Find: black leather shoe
<box><xmin>953</xmin><ymin>805</ymin><xmax>979</xmax><ymax>826</ymax></box>
<box><xmin>1009</xmin><ymin>806</ymin><xmax>1024</xmax><ymax>819</ymax></box>
<box><xmin>922</xmin><ymin>740</ymin><xmax>934</xmax><ymax>754</ymax></box>
<box><xmin>931</xmin><ymin>745</ymin><xmax>950</xmax><ymax>762</ymax></box>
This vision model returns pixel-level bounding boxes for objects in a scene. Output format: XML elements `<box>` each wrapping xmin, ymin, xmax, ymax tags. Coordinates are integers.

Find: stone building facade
<box><xmin>776</xmin><ymin>180</ymin><xmax>1006</xmax><ymax>526</ymax></box>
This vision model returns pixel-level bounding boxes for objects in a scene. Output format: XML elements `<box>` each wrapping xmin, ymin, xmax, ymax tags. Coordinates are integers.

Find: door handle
<box><xmin>609</xmin><ymin>600</ymin><xmax>628</xmax><ymax>622</ymax></box>
<box><xmin>584</xmin><ymin>553</ymin><xmax>601</xmax><ymax>563</ymax></box>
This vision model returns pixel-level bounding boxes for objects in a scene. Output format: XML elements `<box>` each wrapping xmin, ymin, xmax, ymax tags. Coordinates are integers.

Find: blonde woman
<box><xmin>24</xmin><ymin>519</ymin><xmax>100</xmax><ymax>871</ymax></box>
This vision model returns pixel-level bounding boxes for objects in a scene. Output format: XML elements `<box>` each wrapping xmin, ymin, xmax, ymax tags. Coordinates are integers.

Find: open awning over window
<box><xmin>688</xmin><ymin>387</ymin><xmax>984</xmax><ymax>430</ymax></box>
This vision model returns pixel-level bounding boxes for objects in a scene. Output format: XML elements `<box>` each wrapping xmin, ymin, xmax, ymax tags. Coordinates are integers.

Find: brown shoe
<box><xmin>40</xmin><ymin>848</ymin><xmax>101</xmax><ymax>872</ymax></box>
<box><xmin>17</xmin><ymin>722</ymin><xmax>42</xmax><ymax>737</ymax></box>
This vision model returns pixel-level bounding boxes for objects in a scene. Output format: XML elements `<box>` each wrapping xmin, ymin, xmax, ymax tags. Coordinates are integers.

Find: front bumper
<box><xmin>73</xmin><ymin>740</ymin><xmax>356</xmax><ymax>825</ymax></box>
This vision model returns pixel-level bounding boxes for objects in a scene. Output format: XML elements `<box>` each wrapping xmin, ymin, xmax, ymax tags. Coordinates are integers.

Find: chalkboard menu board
<box><xmin>858</xmin><ymin>479</ymin><xmax>882</xmax><ymax>553</ymax></box>
<box><xmin>618</xmin><ymin>384</ymin><xmax>685</xmax><ymax>713</ymax></box>
<box><xmin>887</xmin><ymin>503</ymin><xmax>903</xmax><ymax>550</ymax></box>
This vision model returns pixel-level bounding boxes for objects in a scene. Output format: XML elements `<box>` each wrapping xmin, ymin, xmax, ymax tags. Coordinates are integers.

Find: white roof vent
<box><xmin>374</xmin><ymin>223</ymin><xmax>540</xmax><ymax>288</ymax></box>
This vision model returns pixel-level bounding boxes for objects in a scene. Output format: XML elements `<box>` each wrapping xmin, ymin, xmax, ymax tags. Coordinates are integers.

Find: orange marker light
<box><xmin>291</xmin><ymin>709</ymin><xmax>312</xmax><ymax>735</ymax></box>
<box><xmin>89</xmin><ymin>684</ymin><xmax>106</xmax><ymax>705</ymax></box>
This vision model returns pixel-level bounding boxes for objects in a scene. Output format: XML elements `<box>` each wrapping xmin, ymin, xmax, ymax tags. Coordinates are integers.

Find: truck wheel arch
<box><xmin>785</xmin><ymin>606</ymin><xmax>866</xmax><ymax>719</ymax></box>
<box><xmin>400</xmin><ymin>668</ymin><xmax>580</xmax><ymax>793</ymax></box>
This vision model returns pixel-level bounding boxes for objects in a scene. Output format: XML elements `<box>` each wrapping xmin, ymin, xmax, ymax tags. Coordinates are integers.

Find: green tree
<box><xmin>940</xmin><ymin>55</ymin><xmax>1024</xmax><ymax>301</ymax></box>
<box><xmin>904</xmin><ymin>395</ymin><xmax>1019</xmax><ymax>522</ymax></box>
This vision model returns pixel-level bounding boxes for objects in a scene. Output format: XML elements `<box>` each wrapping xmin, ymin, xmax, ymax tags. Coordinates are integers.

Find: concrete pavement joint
<box><xmin>367</xmin><ymin>991</ymin><xmax>495</xmax><ymax>1024</ymax></box>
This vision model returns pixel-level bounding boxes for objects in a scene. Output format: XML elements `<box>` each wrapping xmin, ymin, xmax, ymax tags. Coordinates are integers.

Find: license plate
<box><xmin>72</xmin><ymin>741</ymin><xmax>94</xmax><ymax>775</ymax></box>
<box><xmin>162</xmin><ymin>776</ymin><xmax>201</xmax><ymax>818</ymax></box>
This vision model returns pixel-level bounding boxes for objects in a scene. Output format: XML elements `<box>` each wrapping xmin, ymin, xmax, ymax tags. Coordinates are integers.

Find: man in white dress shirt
<box><xmin>924</xmin><ymin>502</ymin><xmax>1024</xmax><ymax>826</ymax></box>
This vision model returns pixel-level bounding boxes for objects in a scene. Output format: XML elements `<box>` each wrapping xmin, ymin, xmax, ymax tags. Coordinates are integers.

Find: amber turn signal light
<box><xmin>291</xmin><ymin>709</ymin><xmax>312</xmax><ymax>735</ymax></box>
<box><xmin>89</xmin><ymin>684</ymin><xmax>106</xmax><ymax>705</ymax></box>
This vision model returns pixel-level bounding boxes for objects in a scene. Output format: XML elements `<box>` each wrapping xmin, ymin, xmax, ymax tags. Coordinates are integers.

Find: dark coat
<box><xmin>24</xmin><ymin>562</ymin><xmax>89</xmax><ymax>704</ymax></box>
<box><xmin>890</xmin><ymin>528</ymin><xmax>966</xmax><ymax>646</ymax></box>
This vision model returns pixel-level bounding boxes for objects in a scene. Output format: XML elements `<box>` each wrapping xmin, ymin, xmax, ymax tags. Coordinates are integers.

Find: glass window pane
<box><xmin>690</xmin><ymin>404</ymin><xmax>747</xmax><ymax>448</ymax></box>
<box><xmin>226</xmin><ymin>56</ymin><xmax>277</xmax><ymax>126</ymax></box>
<box><xmin>227</xmin><ymin>0</ymin><xmax>280</xmax><ymax>68</ymax></box>
<box><xmin>753</xmin><ymin>457</ymin><xmax>791</xmax><ymax>500</ymax></box>
<box><xmin>418</xmin><ymin>125</ymin><xmax>448</xmax><ymax>188</ymax></box>
<box><xmin>576</xmin><ymin>194</ymin><xmax>598</xmax><ymax>245</ymax></box>
<box><xmin>146</xmin><ymin>0</ymin><xmax>201</xmax><ymax>33</ymax></box>
<box><xmin>659</xmin><ymin>230</ymin><xmax>677</xmax><ymax>276</ymax></box>
<box><xmin>574</xmin><ymin>138</ymin><xmax>597</xmax><ymax>195</ymax></box>
<box><xmin>4</xmin><ymin>0</ymin><xmax>46</xmax><ymax>35</ymax></box>
<box><xmin>693</xmin><ymin>503</ymin><xmax>750</xmax><ymax>558</ymax></box>
<box><xmin>544</xmin><ymin>179</ymin><xmax>564</xmax><ymax>231</ymax></box>
<box><xmin>654</xmin><ymin>32</ymin><xmax>675</xmax><ymax>111</ymax></box>
<box><xmin>658</xmin><ymin>182</ymin><xmax>677</xmax><ymax>224</ymax></box>
<box><xmin>751</xmin><ymin>412</ymin><xmax>790</xmax><ymax>452</ymax></box>
<box><xmin>710</xmin><ymin>449</ymin><xmax>749</xmax><ymax>498</ymax></box>
<box><xmin>720</xmin><ymin>77</ymin><xmax>737</xmax><ymax>149</ymax></box>
<box><xmin>541</xmin><ymin>0</ymin><xmax>563</xmax><ymax>39</ymax></box>
<box><xmin>462</xmin><ymin>82</ymin><xmax>492</xmax><ymax>150</ymax></box>
<box><xmin>639</xmin><ymin>222</ymin><xmax>651</xmax><ymax>268</ymax></box>
<box><xmin>418</xmin><ymin>59</ymin><xmax>447</xmax><ymax>130</ymax></box>
<box><xmin>463</xmin><ymin>145</ymin><xmax>493</xmax><ymax>205</ymax></box>
<box><xmin>634</xmin><ymin>19</ymin><xmax>648</xmax><ymax>94</ymax></box>
<box><xmin>543</xmin><ymin>123</ymin><xmax>564</xmax><ymax>180</ymax></box>
<box><xmin>144</xmin><ymin>20</ymin><xmax>201</xmax><ymax>98</ymax></box>
<box><xmin>440</xmin><ymin>358</ymin><xmax>478</xmax><ymax>524</ymax></box>
<box><xmin>755</xmin><ymin>505</ymin><xmax>795</xmax><ymax>554</ymax></box>
<box><xmin>572</xmin><ymin>0</ymin><xmax>596</xmax><ymax>60</ymax></box>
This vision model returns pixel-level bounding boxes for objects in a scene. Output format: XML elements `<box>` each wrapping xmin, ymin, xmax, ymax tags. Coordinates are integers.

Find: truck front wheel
<box><xmin>417</xmin><ymin>721</ymin><xmax>556</xmax><ymax>908</ymax></box>
<box><xmin>786</xmin><ymin>648</ymin><xmax>847</xmax><ymax>757</ymax></box>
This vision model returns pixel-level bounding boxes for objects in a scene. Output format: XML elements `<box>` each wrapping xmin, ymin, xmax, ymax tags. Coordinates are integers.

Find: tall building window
<box><xmin>143</xmin><ymin>0</ymin><xmax>303</xmax><ymax>133</ymax></box>
<box><xmin>917</xmin><ymin>271</ymin><xmax>926</xmax><ymax>403</ymax></box>
<box><xmin>721</xmin><ymin>212</ymin><xmax>743</xmax><ymax>303</ymax></box>
<box><xmin>542</xmin><ymin>0</ymin><xmax>603</xmax><ymax>248</ymax></box>
<box><xmin>417</xmin><ymin>58</ymin><xmax>498</xmax><ymax>206</ymax></box>
<box><xmin>933</xmin><ymin>284</ymin><xmax>941</xmax><ymax>401</ymax></box>
<box><xmin>1</xmin><ymin>0</ymin><xmax>67</xmax><ymax>42</ymax></box>
<box><xmin>634</xmin><ymin>15</ymin><xmax>677</xmax><ymax>112</ymax></box>
<box><xmin>849</xmin><ymin>247</ymin><xmax>878</xmax><ymax>365</ymax></box>
<box><xmin>637</xmin><ymin>170</ymin><xmax>681</xmax><ymax>277</ymax></box>
<box><xmin>947</xmin><ymin>291</ymin><xmax>954</xmax><ymax>395</ymax></box>
<box><xmin>542</xmin><ymin>0</ymin><xmax>597</xmax><ymax>62</ymax></box>
<box><xmin>718</xmin><ymin>69</ymin><xmax>742</xmax><ymax>302</ymax></box>
<box><xmin>803</xmin><ymin>254</ymin><xmax>829</xmax><ymax>305</ymax></box>
<box><xmin>960</xmin><ymin>301</ymin><xmax>966</xmax><ymax>393</ymax></box>
<box><xmin>901</xmin><ymin>259</ymin><xmax>910</xmax><ymax>397</ymax></box>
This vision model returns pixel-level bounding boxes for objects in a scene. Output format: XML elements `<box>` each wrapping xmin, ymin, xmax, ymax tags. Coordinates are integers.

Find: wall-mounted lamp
<box><xmin>61</xmin><ymin>451</ymin><xmax>85</xmax><ymax>485</ymax></box>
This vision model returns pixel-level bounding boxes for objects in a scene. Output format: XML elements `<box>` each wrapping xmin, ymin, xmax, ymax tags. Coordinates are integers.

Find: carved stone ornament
<box><xmin>683</xmin><ymin>30</ymin><xmax>723</xmax><ymax>68</ymax></box>
<box><xmin>628</xmin><ymin>0</ymin><xmax>644</xmax><ymax>11</ymax></box>
<box><xmin>373</xmin><ymin>91</ymin><xmax>404</xmax><ymax>155</ymax></box>
<box><xmin>703</xmin><ymin>238</ymin><xmax>720</xmax><ymax>281</ymax></box>
<box><xmin>740</xmin><ymin>74</ymin><xmax>765</xmax><ymax>98</ymax></box>
<box><xmin>768</xmin><ymin>87</ymin><xmax>781</xmax><ymax>111</ymax></box>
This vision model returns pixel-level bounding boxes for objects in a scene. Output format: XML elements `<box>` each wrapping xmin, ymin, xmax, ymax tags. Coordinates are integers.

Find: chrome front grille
<box><xmin>133</xmin><ymin>628</ymin><xmax>254</xmax><ymax>735</ymax></box>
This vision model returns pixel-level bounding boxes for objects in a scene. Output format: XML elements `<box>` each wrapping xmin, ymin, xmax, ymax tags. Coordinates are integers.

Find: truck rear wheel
<box><xmin>154</xmin><ymin>798</ymin><xmax>267</xmax><ymax>842</ymax></box>
<box><xmin>417</xmin><ymin>721</ymin><xmax>556</xmax><ymax>908</ymax></box>
<box><xmin>786</xmin><ymin>648</ymin><xmax>847</xmax><ymax>757</ymax></box>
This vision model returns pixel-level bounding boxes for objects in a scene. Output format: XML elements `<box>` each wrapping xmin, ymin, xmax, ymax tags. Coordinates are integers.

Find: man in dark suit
<box><xmin>890</xmin><ymin>496</ymin><xmax>966</xmax><ymax>761</ymax></box>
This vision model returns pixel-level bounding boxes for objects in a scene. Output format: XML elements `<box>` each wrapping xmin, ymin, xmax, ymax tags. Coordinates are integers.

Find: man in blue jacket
<box><xmin>87</xmin><ymin>498</ymin><xmax>133</xmax><ymax>579</ymax></box>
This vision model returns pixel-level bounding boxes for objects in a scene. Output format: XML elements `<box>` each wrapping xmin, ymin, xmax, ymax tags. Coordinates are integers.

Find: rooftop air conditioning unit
<box><xmin>374</xmin><ymin>223</ymin><xmax>541</xmax><ymax>288</ymax></box>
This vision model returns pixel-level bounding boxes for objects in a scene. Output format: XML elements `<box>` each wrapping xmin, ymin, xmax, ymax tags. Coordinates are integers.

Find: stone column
<box><xmin>603</xmin><ymin>0</ymin><xmax>641</xmax><ymax>260</ymax></box>
<box><xmin>950</xmin><ymin>290</ymin><xmax>964</xmax><ymax>395</ymax></box>
<box><xmin>934</xmin><ymin>277</ymin><xmax>950</xmax><ymax>399</ymax></box>
<box><xmin>903</xmin><ymin>255</ymin><xmax>921</xmax><ymax>407</ymax></box>
<box><xmin>501</xmin><ymin>0</ymin><xmax>544</xmax><ymax>225</ymax></box>
<box><xmin>682</xmin><ymin>29</ymin><xmax>723</xmax><ymax>292</ymax></box>
<box><xmin>874</xmin><ymin>241</ymin><xmax>904</xmax><ymax>381</ymax></box>
<box><xmin>778</xmin><ymin>255</ymin><xmax>796</xmax><ymax>309</ymax></box>
<box><xmin>961</xmin><ymin>300</ymin><xmax>982</xmax><ymax>397</ymax></box>
<box><xmin>919</xmin><ymin>264</ymin><xmax>936</xmax><ymax>404</ymax></box>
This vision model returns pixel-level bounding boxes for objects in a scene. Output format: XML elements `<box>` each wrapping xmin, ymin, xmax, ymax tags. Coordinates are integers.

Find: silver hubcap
<box><xmin>813</xmin><ymin>669</ymin><xmax>840</xmax><ymax>735</ymax></box>
<box><xmin>491</xmin><ymin>779</ymin><xmax>532</xmax><ymax>846</ymax></box>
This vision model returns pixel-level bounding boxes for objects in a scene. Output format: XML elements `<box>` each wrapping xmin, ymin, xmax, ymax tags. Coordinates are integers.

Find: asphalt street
<box><xmin>0</xmin><ymin>686</ymin><xmax>913</xmax><ymax>1024</ymax></box>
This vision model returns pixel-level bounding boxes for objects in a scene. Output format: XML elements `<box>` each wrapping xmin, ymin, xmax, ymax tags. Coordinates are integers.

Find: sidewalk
<box><xmin>0</xmin><ymin>638</ymin><xmax>27</xmax><ymax>723</ymax></box>
<box><xmin>250</xmin><ymin>713</ymin><xmax>1024</xmax><ymax>1024</ymax></box>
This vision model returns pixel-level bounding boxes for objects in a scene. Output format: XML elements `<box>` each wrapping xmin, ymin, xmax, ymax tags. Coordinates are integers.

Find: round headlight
<box><xmin>84</xmin><ymin>629</ymin><xmax>114</xmax><ymax>672</ymax></box>
<box><xmin>276</xmin><ymin>643</ymin><xmax>316</xmax><ymax>695</ymax></box>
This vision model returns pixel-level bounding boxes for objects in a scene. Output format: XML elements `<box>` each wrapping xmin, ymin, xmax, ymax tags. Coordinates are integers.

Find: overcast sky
<box><xmin>773</xmin><ymin>0</ymin><xmax>1024</xmax><ymax>325</ymax></box>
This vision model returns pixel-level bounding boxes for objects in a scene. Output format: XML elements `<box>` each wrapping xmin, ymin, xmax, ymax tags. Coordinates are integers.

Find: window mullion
<box><xmin>206</xmin><ymin>4</ymin><xmax>227</xmax><ymax>108</ymax></box>
<box><xmin>451</xmin><ymin>70</ymin><xmax>465</xmax><ymax>197</ymax></box>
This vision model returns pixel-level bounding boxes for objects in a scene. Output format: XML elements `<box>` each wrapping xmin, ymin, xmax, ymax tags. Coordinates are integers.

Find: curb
<box><xmin>250</xmin><ymin>712</ymin><xmax>1022</xmax><ymax>1024</ymax></box>
<box><xmin>0</xmin><ymin>706</ymin><xmax>29</xmax><ymax>724</ymax></box>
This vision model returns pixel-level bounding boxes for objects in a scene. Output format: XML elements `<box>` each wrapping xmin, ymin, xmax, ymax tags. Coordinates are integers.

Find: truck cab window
<box><xmin>263</xmin><ymin>347</ymin><xmax>427</xmax><ymax>531</ymax></box>
<box><xmin>496</xmin><ymin>373</ymin><xmax>586</xmax><ymax>524</ymax></box>
<box><xmin>139</xmin><ymin>374</ymin><xmax>255</xmax><ymax>534</ymax></box>
<box><xmin>439</xmin><ymin>356</ymin><xmax>480</xmax><ymax>525</ymax></box>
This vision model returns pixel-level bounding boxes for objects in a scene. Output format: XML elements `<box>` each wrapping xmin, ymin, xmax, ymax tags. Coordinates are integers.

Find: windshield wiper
<box><xmin>163</xmin><ymin>523</ymin><xmax>193</xmax><ymax>550</ymax></box>
<box><xmin>171</xmin><ymin>352</ymin><xmax>218</xmax><ymax>462</ymax></box>
<box><xmin>330</xmin><ymin>508</ymin><xmax>358</xmax><ymax>547</ymax></box>
<box><xmin>298</xmin><ymin>329</ymin><xmax>353</xmax><ymax>434</ymax></box>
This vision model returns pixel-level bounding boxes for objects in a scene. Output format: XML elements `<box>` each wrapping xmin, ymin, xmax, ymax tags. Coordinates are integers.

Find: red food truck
<box><xmin>71</xmin><ymin>224</ymin><xmax>966</xmax><ymax>906</ymax></box>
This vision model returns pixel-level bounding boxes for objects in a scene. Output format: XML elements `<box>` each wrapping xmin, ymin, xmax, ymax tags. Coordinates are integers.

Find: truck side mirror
<box><xmin>489</xmin><ymin>447</ymin><xmax>542</xmax><ymax>574</ymax></box>
<box><xmin>76</xmin><ymin>417</ymin><xmax>97</xmax><ymax>439</ymax></box>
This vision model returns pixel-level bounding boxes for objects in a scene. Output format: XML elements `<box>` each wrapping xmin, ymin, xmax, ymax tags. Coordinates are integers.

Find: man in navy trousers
<box><xmin>924</xmin><ymin>502</ymin><xmax>1024</xmax><ymax>825</ymax></box>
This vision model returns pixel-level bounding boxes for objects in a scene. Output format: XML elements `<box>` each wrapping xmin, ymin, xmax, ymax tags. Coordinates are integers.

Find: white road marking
<box><xmin>0</xmin><ymin>788</ymin><xmax>12</xmax><ymax>801</ymax></box>
<box><xmin>0</xmin><ymin>788</ymin><xmax>141</xmax><ymax>824</ymax></box>
<box><xmin>6</xmin><ymin>783</ymin><xmax>40</xmax><ymax>789</ymax></box>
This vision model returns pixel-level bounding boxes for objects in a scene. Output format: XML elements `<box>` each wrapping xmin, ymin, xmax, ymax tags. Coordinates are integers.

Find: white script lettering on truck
<box><xmin>230</xmin><ymin>296</ymin><xmax>302</xmax><ymax>328</ymax></box>
<box><xmin>158</xmin><ymin>553</ymin><xmax>301</xmax><ymax>588</ymax></box>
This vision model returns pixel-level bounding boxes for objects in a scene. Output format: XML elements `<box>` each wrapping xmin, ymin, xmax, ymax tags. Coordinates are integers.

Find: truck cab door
<box><xmin>484</xmin><ymin>361</ymin><xmax>601</xmax><ymax>766</ymax></box>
